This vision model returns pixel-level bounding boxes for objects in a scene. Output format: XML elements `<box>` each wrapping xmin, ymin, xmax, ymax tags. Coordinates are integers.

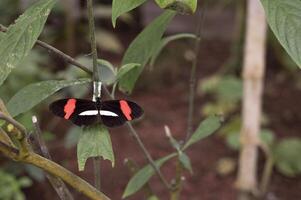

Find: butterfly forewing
<box><xmin>49</xmin><ymin>98</ymin><xmax>98</xmax><ymax>126</ymax></box>
<box><xmin>100</xmin><ymin>100</ymin><xmax>143</xmax><ymax>127</ymax></box>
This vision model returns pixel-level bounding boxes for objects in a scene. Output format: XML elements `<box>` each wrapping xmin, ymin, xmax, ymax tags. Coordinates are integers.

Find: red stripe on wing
<box><xmin>119</xmin><ymin>100</ymin><xmax>132</xmax><ymax>120</ymax></box>
<box><xmin>64</xmin><ymin>99</ymin><xmax>76</xmax><ymax>119</ymax></box>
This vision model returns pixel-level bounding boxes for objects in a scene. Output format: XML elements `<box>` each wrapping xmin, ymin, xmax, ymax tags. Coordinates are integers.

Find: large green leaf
<box><xmin>154</xmin><ymin>0</ymin><xmax>197</xmax><ymax>14</ymax></box>
<box><xmin>77</xmin><ymin>124</ymin><xmax>114</xmax><ymax>171</ymax></box>
<box><xmin>184</xmin><ymin>116</ymin><xmax>222</xmax><ymax>149</ymax></box>
<box><xmin>122</xmin><ymin>153</ymin><xmax>176</xmax><ymax>198</ymax></box>
<box><xmin>112</xmin><ymin>0</ymin><xmax>147</xmax><ymax>28</ymax></box>
<box><xmin>0</xmin><ymin>0</ymin><xmax>56</xmax><ymax>86</ymax></box>
<box><xmin>119</xmin><ymin>10</ymin><xmax>175</xmax><ymax>93</ymax></box>
<box><xmin>274</xmin><ymin>138</ymin><xmax>301</xmax><ymax>177</ymax></box>
<box><xmin>7</xmin><ymin>79</ymin><xmax>89</xmax><ymax>117</ymax></box>
<box><xmin>261</xmin><ymin>0</ymin><xmax>301</xmax><ymax>68</ymax></box>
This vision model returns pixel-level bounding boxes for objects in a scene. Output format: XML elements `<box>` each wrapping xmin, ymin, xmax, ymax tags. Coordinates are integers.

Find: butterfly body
<box><xmin>49</xmin><ymin>98</ymin><xmax>143</xmax><ymax>127</ymax></box>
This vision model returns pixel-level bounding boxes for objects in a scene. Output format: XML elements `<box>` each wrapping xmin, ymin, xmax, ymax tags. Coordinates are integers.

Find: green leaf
<box><xmin>77</xmin><ymin>124</ymin><xmax>114</xmax><ymax>171</ymax></box>
<box><xmin>122</xmin><ymin>153</ymin><xmax>176</xmax><ymax>198</ymax></box>
<box><xmin>179</xmin><ymin>152</ymin><xmax>193</xmax><ymax>174</ymax></box>
<box><xmin>112</xmin><ymin>0</ymin><xmax>147</xmax><ymax>28</ymax></box>
<box><xmin>261</xmin><ymin>0</ymin><xmax>301</xmax><ymax>68</ymax></box>
<box><xmin>0</xmin><ymin>0</ymin><xmax>56</xmax><ymax>86</ymax></box>
<box><xmin>116</xmin><ymin>63</ymin><xmax>140</xmax><ymax>87</ymax></box>
<box><xmin>150</xmin><ymin>33</ymin><xmax>197</xmax><ymax>67</ymax></box>
<box><xmin>274</xmin><ymin>138</ymin><xmax>301</xmax><ymax>177</ymax></box>
<box><xmin>154</xmin><ymin>0</ymin><xmax>197</xmax><ymax>14</ymax></box>
<box><xmin>184</xmin><ymin>115</ymin><xmax>222</xmax><ymax>149</ymax></box>
<box><xmin>7</xmin><ymin>79</ymin><xmax>89</xmax><ymax>117</ymax></box>
<box><xmin>119</xmin><ymin>10</ymin><xmax>175</xmax><ymax>93</ymax></box>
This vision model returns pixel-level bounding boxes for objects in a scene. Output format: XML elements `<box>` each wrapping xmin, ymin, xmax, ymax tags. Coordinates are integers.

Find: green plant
<box><xmin>0</xmin><ymin>170</ymin><xmax>32</xmax><ymax>200</ymax></box>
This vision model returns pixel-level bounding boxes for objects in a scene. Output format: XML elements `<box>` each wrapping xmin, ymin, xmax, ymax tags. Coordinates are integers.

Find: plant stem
<box><xmin>186</xmin><ymin>0</ymin><xmax>207</xmax><ymax>141</ymax></box>
<box><xmin>126</xmin><ymin>123</ymin><xmax>171</xmax><ymax>190</ymax></box>
<box><xmin>87</xmin><ymin>0</ymin><xmax>101</xmax><ymax>190</ymax></box>
<box><xmin>87</xmin><ymin>0</ymin><xmax>100</xmax><ymax>82</ymax></box>
<box><xmin>32</xmin><ymin>116</ymin><xmax>74</xmax><ymax>200</ymax></box>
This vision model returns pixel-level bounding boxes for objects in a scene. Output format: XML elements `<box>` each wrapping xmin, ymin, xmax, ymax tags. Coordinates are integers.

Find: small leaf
<box><xmin>77</xmin><ymin>124</ymin><xmax>114</xmax><ymax>171</ymax></box>
<box><xmin>154</xmin><ymin>0</ymin><xmax>197</xmax><ymax>14</ymax></box>
<box><xmin>274</xmin><ymin>138</ymin><xmax>301</xmax><ymax>177</ymax></box>
<box><xmin>261</xmin><ymin>0</ymin><xmax>301</xmax><ymax>68</ymax></box>
<box><xmin>0</xmin><ymin>0</ymin><xmax>56</xmax><ymax>86</ymax></box>
<box><xmin>150</xmin><ymin>33</ymin><xmax>197</xmax><ymax>67</ymax></box>
<box><xmin>119</xmin><ymin>10</ymin><xmax>175</xmax><ymax>93</ymax></box>
<box><xmin>7</xmin><ymin>79</ymin><xmax>90</xmax><ymax>117</ymax></box>
<box><xmin>184</xmin><ymin>116</ymin><xmax>222</xmax><ymax>149</ymax></box>
<box><xmin>122</xmin><ymin>153</ymin><xmax>176</xmax><ymax>198</ymax></box>
<box><xmin>112</xmin><ymin>0</ymin><xmax>147</xmax><ymax>27</ymax></box>
<box><xmin>179</xmin><ymin>152</ymin><xmax>193</xmax><ymax>174</ymax></box>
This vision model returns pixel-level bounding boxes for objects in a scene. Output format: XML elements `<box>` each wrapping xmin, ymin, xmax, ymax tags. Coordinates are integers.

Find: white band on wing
<box><xmin>79</xmin><ymin>110</ymin><xmax>118</xmax><ymax>117</ymax></box>
<box><xmin>100</xmin><ymin>110</ymin><xmax>118</xmax><ymax>117</ymax></box>
<box><xmin>79</xmin><ymin>110</ymin><xmax>98</xmax><ymax>116</ymax></box>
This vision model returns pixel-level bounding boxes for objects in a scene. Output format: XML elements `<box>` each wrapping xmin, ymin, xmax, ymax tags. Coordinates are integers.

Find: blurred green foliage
<box><xmin>0</xmin><ymin>170</ymin><xmax>32</xmax><ymax>200</ymax></box>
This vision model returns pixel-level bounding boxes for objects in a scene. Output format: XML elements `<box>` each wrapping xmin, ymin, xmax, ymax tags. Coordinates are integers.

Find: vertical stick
<box><xmin>236</xmin><ymin>0</ymin><xmax>267</xmax><ymax>197</ymax></box>
<box><xmin>32</xmin><ymin>116</ymin><xmax>74</xmax><ymax>200</ymax></box>
<box><xmin>87</xmin><ymin>0</ymin><xmax>101</xmax><ymax>190</ymax></box>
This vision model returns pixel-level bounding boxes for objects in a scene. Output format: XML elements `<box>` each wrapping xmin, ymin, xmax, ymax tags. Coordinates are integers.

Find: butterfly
<box><xmin>49</xmin><ymin>97</ymin><xmax>143</xmax><ymax>127</ymax></box>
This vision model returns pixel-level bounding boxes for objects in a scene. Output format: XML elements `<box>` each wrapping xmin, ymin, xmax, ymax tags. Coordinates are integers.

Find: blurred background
<box><xmin>0</xmin><ymin>0</ymin><xmax>301</xmax><ymax>199</ymax></box>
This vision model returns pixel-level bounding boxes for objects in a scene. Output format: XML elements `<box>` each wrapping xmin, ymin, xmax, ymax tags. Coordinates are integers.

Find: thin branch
<box><xmin>186</xmin><ymin>0</ymin><xmax>207</xmax><ymax>141</ymax></box>
<box><xmin>32</xmin><ymin>116</ymin><xmax>74</xmax><ymax>200</ymax></box>
<box><xmin>126</xmin><ymin>123</ymin><xmax>171</xmax><ymax>190</ymax></box>
<box><xmin>0</xmin><ymin>24</ymin><xmax>92</xmax><ymax>75</ymax></box>
<box><xmin>87</xmin><ymin>0</ymin><xmax>100</xmax><ymax>82</ymax></box>
<box><xmin>87</xmin><ymin>0</ymin><xmax>102</xmax><ymax>190</ymax></box>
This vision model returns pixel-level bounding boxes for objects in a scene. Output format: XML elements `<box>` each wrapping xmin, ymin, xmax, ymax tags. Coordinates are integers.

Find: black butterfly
<box><xmin>49</xmin><ymin>97</ymin><xmax>143</xmax><ymax>127</ymax></box>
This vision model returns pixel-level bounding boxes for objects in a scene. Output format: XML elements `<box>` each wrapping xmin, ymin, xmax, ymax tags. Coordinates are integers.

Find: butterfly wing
<box><xmin>100</xmin><ymin>100</ymin><xmax>143</xmax><ymax>127</ymax></box>
<box><xmin>49</xmin><ymin>98</ymin><xmax>99</xmax><ymax>126</ymax></box>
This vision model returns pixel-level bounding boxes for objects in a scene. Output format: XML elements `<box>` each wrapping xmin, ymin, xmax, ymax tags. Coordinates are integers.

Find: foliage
<box><xmin>0</xmin><ymin>170</ymin><xmax>32</xmax><ymax>200</ymax></box>
<box><xmin>261</xmin><ymin>0</ymin><xmax>301</xmax><ymax>68</ymax></box>
<box><xmin>7</xmin><ymin>79</ymin><xmax>90</xmax><ymax>117</ymax></box>
<box><xmin>0</xmin><ymin>0</ymin><xmax>56</xmax><ymax>86</ymax></box>
<box><xmin>119</xmin><ymin>10</ymin><xmax>175</xmax><ymax>93</ymax></box>
<box><xmin>154</xmin><ymin>0</ymin><xmax>197</xmax><ymax>14</ymax></box>
<box><xmin>112</xmin><ymin>0</ymin><xmax>147</xmax><ymax>27</ymax></box>
<box><xmin>77</xmin><ymin>124</ymin><xmax>115</xmax><ymax>171</ymax></box>
<box><xmin>273</xmin><ymin>138</ymin><xmax>301</xmax><ymax>177</ymax></box>
<box><xmin>122</xmin><ymin>154</ymin><xmax>176</xmax><ymax>198</ymax></box>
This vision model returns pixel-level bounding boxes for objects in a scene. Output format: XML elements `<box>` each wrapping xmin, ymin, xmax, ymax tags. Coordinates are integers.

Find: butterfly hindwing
<box><xmin>49</xmin><ymin>98</ymin><xmax>98</xmax><ymax>126</ymax></box>
<box><xmin>100</xmin><ymin>100</ymin><xmax>143</xmax><ymax>127</ymax></box>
